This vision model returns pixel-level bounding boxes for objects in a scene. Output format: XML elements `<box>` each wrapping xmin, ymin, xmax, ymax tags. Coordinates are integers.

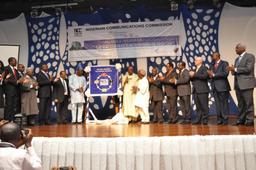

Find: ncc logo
<box><xmin>74</xmin><ymin>28</ymin><xmax>82</xmax><ymax>37</ymax></box>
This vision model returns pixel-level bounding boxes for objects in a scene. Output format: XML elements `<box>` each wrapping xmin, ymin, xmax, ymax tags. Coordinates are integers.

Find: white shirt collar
<box><xmin>0</xmin><ymin>142</ymin><xmax>16</xmax><ymax>148</ymax></box>
<box><xmin>41</xmin><ymin>70</ymin><xmax>47</xmax><ymax>74</ymax></box>
<box><xmin>197</xmin><ymin>64</ymin><xmax>202</xmax><ymax>69</ymax></box>
<box><xmin>240</xmin><ymin>52</ymin><xmax>246</xmax><ymax>57</ymax></box>
<box><xmin>9</xmin><ymin>65</ymin><xmax>15</xmax><ymax>70</ymax></box>
<box><xmin>216</xmin><ymin>59</ymin><xmax>221</xmax><ymax>64</ymax></box>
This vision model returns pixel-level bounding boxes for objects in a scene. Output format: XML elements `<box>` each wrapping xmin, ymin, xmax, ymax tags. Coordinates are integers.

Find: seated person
<box><xmin>0</xmin><ymin>122</ymin><xmax>42</xmax><ymax>170</ymax></box>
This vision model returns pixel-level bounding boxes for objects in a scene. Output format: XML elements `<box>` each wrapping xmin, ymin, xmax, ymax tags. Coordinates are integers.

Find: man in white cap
<box><xmin>69</xmin><ymin>65</ymin><xmax>86</xmax><ymax>123</ymax></box>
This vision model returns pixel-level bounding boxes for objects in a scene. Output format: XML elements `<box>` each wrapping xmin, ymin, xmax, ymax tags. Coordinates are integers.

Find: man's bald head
<box><xmin>138</xmin><ymin>69</ymin><xmax>146</xmax><ymax>79</ymax></box>
<box><xmin>0</xmin><ymin>122</ymin><xmax>21</xmax><ymax>145</ymax></box>
<box><xmin>195</xmin><ymin>57</ymin><xmax>203</xmax><ymax>66</ymax></box>
<box><xmin>235</xmin><ymin>43</ymin><xmax>246</xmax><ymax>55</ymax></box>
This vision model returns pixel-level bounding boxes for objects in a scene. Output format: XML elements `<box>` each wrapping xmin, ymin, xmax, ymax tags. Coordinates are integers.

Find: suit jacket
<box><xmin>234</xmin><ymin>52</ymin><xmax>256</xmax><ymax>90</ymax></box>
<box><xmin>53</xmin><ymin>78</ymin><xmax>70</xmax><ymax>103</ymax></box>
<box><xmin>191</xmin><ymin>65</ymin><xmax>209</xmax><ymax>94</ymax></box>
<box><xmin>3</xmin><ymin>65</ymin><xmax>19</xmax><ymax>96</ymax></box>
<box><xmin>162</xmin><ymin>70</ymin><xmax>177</xmax><ymax>97</ymax></box>
<box><xmin>210</xmin><ymin>60</ymin><xmax>231</xmax><ymax>92</ymax></box>
<box><xmin>36</xmin><ymin>71</ymin><xmax>52</xmax><ymax>98</ymax></box>
<box><xmin>176</xmin><ymin>69</ymin><xmax>191</xmax><ymax>96</ymax></box>
<box><xmin>149</xmin><ymin>74</ymin><xmax>164</xmax><ymax>101</ymax></box>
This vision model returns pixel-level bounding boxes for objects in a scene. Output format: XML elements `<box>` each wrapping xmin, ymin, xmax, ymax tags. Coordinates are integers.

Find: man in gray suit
<box><xmin>208</xmin><ymin>52</ymin><xmax>231</xmax><ymax>125</ymax></box>
<box><xmin>160</xmin><ymin>63</ymin><xmax>178</xmax><ymax>124</ymax></box>
<box><xmin>190</xmin><ymin>57</ymin><xmax>209</xmax><ymax>125</ymax></box>
<box><xmin>148</xmin><ymin>67</ymin><xmax>164</xmax><ymax>123</ymax></box>
<box><xmin>227</xmin><ymin>43</ymin><xmax>255</xmax><ymax>126</ymax></box>
<box><xmin>171</xmin><ymin>61</ymin><xmax>191</xmax><ymax>124</ymax></box>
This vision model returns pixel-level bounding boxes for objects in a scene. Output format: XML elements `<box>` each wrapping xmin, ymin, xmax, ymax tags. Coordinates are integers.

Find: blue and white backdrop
<box><xmin>0</xmin><ymin>3</ymin><xmax>255</xmax><ymax>119</ymax></box>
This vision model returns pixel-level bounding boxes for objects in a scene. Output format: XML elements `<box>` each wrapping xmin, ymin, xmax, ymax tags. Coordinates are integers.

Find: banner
<box><xmin>68</xmin><ymin>20</ymin><xmax>181</xmax><ymax>61</ymax></box>
<box><xmin>90</xmin><ymin>65</ymin><xmax>119</xmax><ymax>96</ymax></box>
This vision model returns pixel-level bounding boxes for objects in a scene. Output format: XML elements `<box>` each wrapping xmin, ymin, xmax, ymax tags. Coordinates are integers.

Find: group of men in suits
<box><xmin>1</xmin><ymin>58</ymin><xmax>78</xmax><ymax>125</ymax></box>
<box><xmin>1</xmin><ymin>44</ymin><xmax>254</xmax><ymax>127</ymax></box>
<box><xmin>149</xmin><ymin>43</ymin><xmax>255</xmax><ymax>126</ymax></box>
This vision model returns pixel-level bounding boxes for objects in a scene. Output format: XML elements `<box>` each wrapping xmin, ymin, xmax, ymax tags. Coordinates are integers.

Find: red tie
<box><xmin>13</xmin><ymin>69</ymin><xmax>17</xmax><ymax>79</ymax></box>
<box><xmin>214</xmin><ymin>63</ymin><xmax>219</xmax><ymax>70</ymax></box>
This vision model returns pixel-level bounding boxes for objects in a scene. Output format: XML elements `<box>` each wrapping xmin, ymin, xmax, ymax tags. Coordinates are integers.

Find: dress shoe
<box><xmin>158</xmin><ymin>120</ymin><xmax>164</xmax><ymax>124</ymax></box>
<box><xmin>45</xmin><ymin>121</ymin><xmax>53</xmax><ymax>125</ymax></box>
<box><xmin>142</xmin><ymin>121</ymin><xmax>150</xmax><ymax>124</ymax></box>
<box><xmin>192</xmin><ymin>120</ymin><xmax>201</xmax><ymax>125</ymax></box>
<box><xmin>244</xmin><ymin>121</ymin><xmax>254</xmax><ymax>126</ymax></box>
<box><xmin>217</xmin><ymin>120</ymin><xmax>223</xmax><ymax>125</ymax></box>
<box><xmin>232</xmin><ymin>120</ymin><xmax>244</xmax><ymax>126</ymax></box>
<box><xmin>202</xmin><ymin>119</ymin><xmax>208</xmax><ymax>125</ymax></box>
<box><xmin>152</xmin><ymin>120</ymin><xmax>158</xmax><ymax>123</ymax></box>
<box><xmin>164</xmin><ymin>120</ymin><xmax>172</xmax><ymax>124</ymax></box>
<box><xmin>222</xmin><ymin>119</ymin><xmax>228</xmax><ymax>125</ymax></box>
<box><xmin>184</xmin><ymin>119</ymin><xmax>191</xmax><ymax>124</ymax></box>
<box><xmin>172</xmin><ymin>118</ymin><xmax>179</xmax><ymax>124</ymax></box>
<box><xmin>179</xmin><ymin>119</ymin><xmax>185</xmax><ymax>124</ymax></box>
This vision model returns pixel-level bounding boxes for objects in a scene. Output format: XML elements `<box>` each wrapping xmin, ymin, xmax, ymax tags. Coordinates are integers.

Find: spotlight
<box><xmin>170</xmin><ymin>1</ymin><xmax>179</xmax><ymax>11</ymax></box>
<box><xmin>213</xmin><ymin>0</ymin><xmax>221</xmax><ymax>8</ymax></box>
<box><xmin>187</xmin><ymin>0</ymin><xmax>194</xmax><ymax>10</ymax></box>
<box><xmin>30</xmin><ymin>9</ymin><xmax>39</xmax><ymax>17</ymax></box>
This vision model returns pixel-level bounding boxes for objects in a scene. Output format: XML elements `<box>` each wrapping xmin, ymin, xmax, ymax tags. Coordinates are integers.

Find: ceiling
<box><xmin>0</xmin><ymin>0</ymin><xmax>255</xmax><ymax>20</ymax></box>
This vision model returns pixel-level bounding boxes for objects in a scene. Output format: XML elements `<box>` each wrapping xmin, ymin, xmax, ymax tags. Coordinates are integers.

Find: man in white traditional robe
<box><xmin>69</xmin><ymin>67</ymin><xmax>86</xmax><ymax>123</ymax></box>
<box><xmin>122</xmin><ymin>66</ymin><xmax>138</xmax><ymax>122</ymax></box>
<box><xmin>134</xmin><ymin>69</ymin><xmax>150</xmax><ymax>123</ymax></box>
<box><xmin>0</xmin><ymin>122</ymin><xmax>42</xmax><ymax>170</ymax></box>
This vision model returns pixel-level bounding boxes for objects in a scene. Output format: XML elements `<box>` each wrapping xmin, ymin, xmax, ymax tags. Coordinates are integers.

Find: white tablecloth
<box><xmin>32</xmin><ymin>135</ymin><xmax>256</xmax><ymax>170</ymax></box>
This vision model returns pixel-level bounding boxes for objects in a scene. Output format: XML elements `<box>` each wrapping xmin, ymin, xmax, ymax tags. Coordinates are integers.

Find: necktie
<box><xmin>196</xmin><ymin>67</ymin><xmax>199</xmax><ymax>72</ymax></box>
<box><xmin>62</xmin><ymin>79</ymin><xmax>68</xmax><ymax>95</ymax></box>
<box><xmin>44</xmin><ymin>72</ymin><xmax>49</xmax><ymax>79</ymax></box>
<box><xmin>13</xmin><ymin>68</ymin><xmax>17</xmax><ymax>79</ymax></box>
<box><xmin>214</xmin><ymin>62</ymin><xmax>219</xmax><ymax>70</ymax></box>
<box><xmin>236</xmin><ymin>55</ymin><xmax>242</xmax><ymax>66</ymax></box>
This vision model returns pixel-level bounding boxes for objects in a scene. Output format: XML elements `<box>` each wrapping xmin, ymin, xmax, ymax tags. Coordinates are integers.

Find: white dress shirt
<box><xmin>69</xmin><ymin>74</ymin><xmax>86</xmax><ymax>104</ymax></box>
<box><xmin>60</xmin><ymin>77</ymin><xmax>68</xmax><ymax>95</ymax></box>
<box><xmin>0</xmin><ymin>142</ymin><xmax>42</xmax><ymax>170</ymax></box>
<box><xmin>235</xmin><ymin>51</ymin><xmax>246</xmax><ymax>72</ymax></box>
<box><xmin>134</xmin><ymin>76</ymin><xmax>149</xmax><ymax>109</ymax></box>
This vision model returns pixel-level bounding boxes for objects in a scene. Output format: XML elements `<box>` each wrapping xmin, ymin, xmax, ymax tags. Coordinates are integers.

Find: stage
<box><xmin>28</xmin><ymin>117</ymin><xmax>256</xmax><ymax>170</ymax></box>
<box><xmin>30</xmin><ymin>118</ymin><xmax>255</xmax><ymax>137</ymax></box>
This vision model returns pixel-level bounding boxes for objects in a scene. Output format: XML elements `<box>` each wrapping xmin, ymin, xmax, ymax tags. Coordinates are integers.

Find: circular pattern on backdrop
<box><xmin>182</xmin><ymin>6</ymin><xmax>223</xmax><ymax>115</ymax></box>
<box><xmin>26</xmin><ymin>6</ymin><xmax>231</xmax><ymax>119</ymax></box>
<box><xmin>27</xmin><ymin>16</ymin><xmax>61</xmax><ymax>75</ymax></box>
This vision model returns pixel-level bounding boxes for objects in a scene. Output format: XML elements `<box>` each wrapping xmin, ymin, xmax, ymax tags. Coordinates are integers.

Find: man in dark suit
<box><xmin>227</xmin><ymin>43</ymin><xmax>255</xmax><ymax>126</ymax></box>
<box><xmin>160</xmin><ymin>63</ymin><xmax>178</xmax><ymax>124</ymax></box>
<box><xmin>208</xmin><ymin>52</ymin><xmax>230</xmax><ymax>125</ymax></box>
<box><xmin>3</xmin><ymin>57</ymin><xmax>22</xmax><ymax>121</ymax></box>
<box><xmin>171</xmin><ymin>61</ymin><xmax>191</xmax><ymax>124</ymax></box>
<box><xmin>16</xmin><ymin>64</ymin><xmax>25</xmax><ymax>114</ymax></box>
<box><xmin>36</xmin><ymin>64</ymin><xmax>53</xmax><ymax>125</ymax></box>
<box><xmin>53</xmin><ymin>71</ymin><xmax>70</xmax><ymax>124</ymax></box>
<box><xmin>190</xmin><ymin>57</ymin><xmax>209</xmax><ymax>125</ymax></box>
<box><xmin>148</xmin><ymin>67</ymin><xmax>164</xmax><ymax>123</ymax></box>
<box><xmin>17</xmin><ymin>64</ymin><xmax>25</xmax><ymax>77</ymax></box>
